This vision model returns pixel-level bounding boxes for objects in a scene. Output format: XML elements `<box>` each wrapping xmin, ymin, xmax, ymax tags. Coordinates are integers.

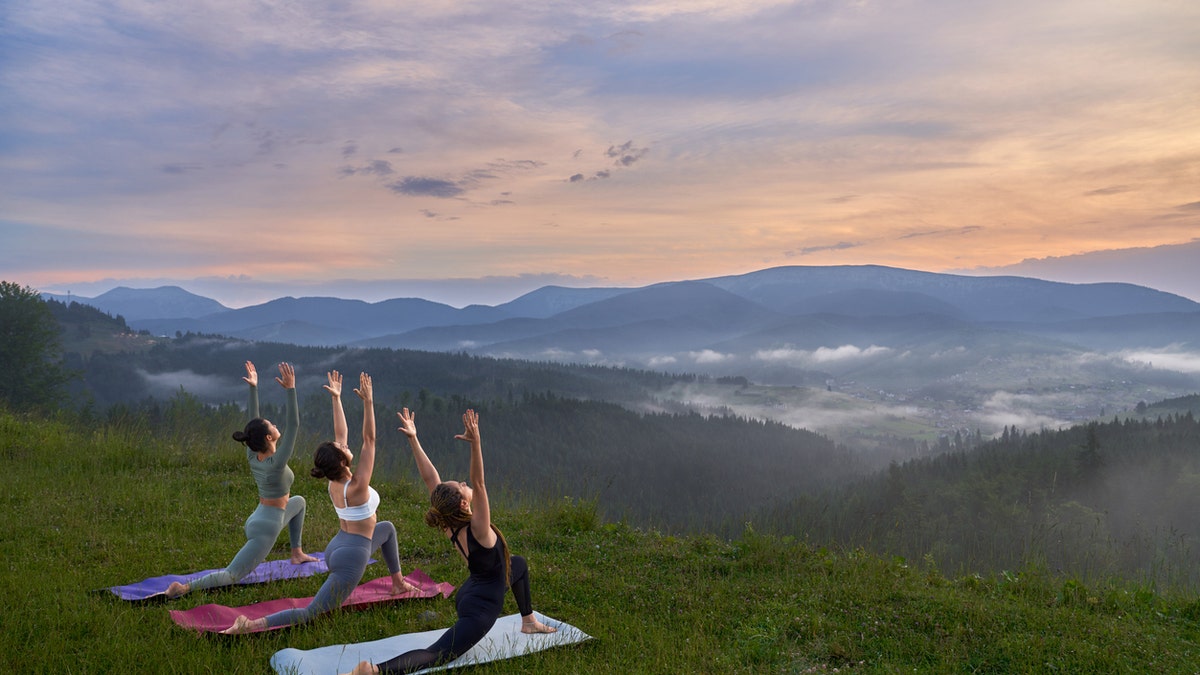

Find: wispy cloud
<box><xmin>605</xmin><ymin>140</ymin><xmax>648</xmax><ymax>167</ymax></box>
<box><xmin>139</xmin><ymin>369</ymin><xmax>234</xmax><ymax>400</ymax></box>
<box><xmin>755</xmin><ymin>345</ymin><xmax>893</xmax><ymax>366</ymax></box>
<box><xmin>977</xmin><ymin>391</ymin><xmax>1073</xmax><ymax>432</ymax></box>
<box><xmin>898</xmin><ymin>226</ymin><xmax>982</xmax><ymax>240</ymax></box>
<box><xmin>788</xmin><ymin>242</ymin><xmax>863</xmax><ymax>257</ymax></box>
<box><xmin>1085</xmin><ymin>185</ymin><xmax>1135</xmax><ymax>197</ymax></box>
<box><xmin>689</xmin><ymin>349</ymin><xmax>734</xmax><ymax>364</ymax></box>
<box><xmin>339</xmin><ymin>160</ymin><xmax>395</xmax><ymax>177</ymax></box>
<box><xmin>386</xmin><ymin>177</ymin><xmax>465</xmax><ymax>198</ymax></box>
<box><xmin>1120</xmin><ymin>348</ymin><xmax>1200</xmax><ymax>374</ymax></box>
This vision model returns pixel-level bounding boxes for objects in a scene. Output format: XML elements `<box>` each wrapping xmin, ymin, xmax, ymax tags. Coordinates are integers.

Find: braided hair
<box><xmin>425</xmin><ymin>482</ymin><xmax>511</xmax><ymax>585</ymax></box>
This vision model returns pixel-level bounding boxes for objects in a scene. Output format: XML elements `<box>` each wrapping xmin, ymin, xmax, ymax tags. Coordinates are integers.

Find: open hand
<box><xmin>354</xmin><ymin>372</ymin><xmax>372</xmax><ymax>402</ymax></box>
<box><xmin>454</xmin><ymin>409</ymin><xmax>480</xmax><ymax>445</ymax></box>
<box><xmin>243</xmin><ymin>361</ymin><xmax>258</xmax><ymax>387</ymax></box>
<box><xmin>323</xmin><ymin>370</ymin><xmax>343</xmax><ymax>397</ymax></box>
<box><xmin>276</xmin><ymin>362</ymin><xmax>296</xmax><ymax>389</ymax></box>
<box><xmin>396</xmin><ymin>407</ymin><xmax>417</xmax><ymax>438</ymax></box>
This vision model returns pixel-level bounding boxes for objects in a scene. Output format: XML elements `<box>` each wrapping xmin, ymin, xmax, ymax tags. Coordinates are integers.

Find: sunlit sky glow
<box><xmin>2</xmin><ymin>0</ymin><xmax>1198</xmax><ymax>307</ymax></box>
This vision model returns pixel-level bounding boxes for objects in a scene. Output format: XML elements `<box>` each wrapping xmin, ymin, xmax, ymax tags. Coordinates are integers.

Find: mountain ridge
<box><xmin>42</xmin><ymin>265</ymin><xmax>1200</xmax><ymax>359</ymax></box>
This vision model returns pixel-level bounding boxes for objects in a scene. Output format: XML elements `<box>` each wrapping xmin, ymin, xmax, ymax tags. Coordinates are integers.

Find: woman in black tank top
<box><xmin>343</xmin><ymin>408</ymin><xmax>556</xmax><ymax>675</ymax></box>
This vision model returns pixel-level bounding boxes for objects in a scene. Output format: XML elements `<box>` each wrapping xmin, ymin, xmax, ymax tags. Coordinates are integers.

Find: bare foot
<box><xmin>521</xmin><ymin>618</ymin><xmax>557</xmax><ymax>634</ymax></box>
<box><xmin>391</xmin><ymin>579</ymin><xmax>421</xmax><ymax>595</ymax></box>
<box><xmin>342</xmin><ymin>661</ymin><xmax>377</xmax><ymax>675</ymax></box>
<box><xmin>220</xmin><ymin>615</ymin><xmax>263</xmax><ymax>635</ymax></box>
<box><xmin>165</xmin><ymin>581</ymin><xmax>189</xmax><ymax>599</ymax></box>
<box><xmin>291</xmin><ymin>549</ymin><xmax>319</xmax><ymax>564</ymax></box>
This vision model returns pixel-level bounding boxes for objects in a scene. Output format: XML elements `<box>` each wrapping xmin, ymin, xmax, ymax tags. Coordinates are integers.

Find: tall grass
<box><xmin>4</xmin><ymin>407</ymin><xmax>1200</xmax><ymax>673</ymax></box>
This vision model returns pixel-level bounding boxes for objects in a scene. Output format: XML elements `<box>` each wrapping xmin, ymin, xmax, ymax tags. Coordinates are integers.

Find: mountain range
<box><xmin>45</xmin><ymin>265</ymin><xmax>1199</xmax><ymax>360</ymax></box>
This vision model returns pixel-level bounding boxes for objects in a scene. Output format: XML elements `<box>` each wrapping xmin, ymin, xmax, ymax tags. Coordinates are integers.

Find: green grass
<box><xmin>4</xmin><ymin>409</ymin><xmax>1200</xmax><ymax>673</ymax></box>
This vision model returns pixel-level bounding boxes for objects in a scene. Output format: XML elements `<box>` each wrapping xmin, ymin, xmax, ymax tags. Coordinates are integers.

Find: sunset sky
<box><xmin>3</xmin><ymin>1</ymin><xmax>1198</xmax><ymax>307</ymax></box>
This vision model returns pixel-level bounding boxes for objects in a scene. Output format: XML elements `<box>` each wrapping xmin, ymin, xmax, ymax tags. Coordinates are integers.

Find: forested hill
<box><xmin>375</xmin><ymin>393</ymin><xmax>868</xmax><ymax>534</ymax></box>
<box><xmin>44</xmin><ymin>296</ymin><xmax>138</xmax><ymax>355</ymax></box>
<box><xmin>756</xmin><ymin>397</ymin><xmax>1200</xmax><ymax>589</ymax></box>
<box><xmin>77</xmin><ymin>334</ymin><xmax>865</xmax><ymax>533</ymax></box>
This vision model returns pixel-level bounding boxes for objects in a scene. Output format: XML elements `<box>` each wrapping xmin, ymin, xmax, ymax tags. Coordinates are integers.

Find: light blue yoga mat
<box><xmin>270</xmin><ymin>613</ymin><xmax>591</xmax><ymax>674</ymax></box>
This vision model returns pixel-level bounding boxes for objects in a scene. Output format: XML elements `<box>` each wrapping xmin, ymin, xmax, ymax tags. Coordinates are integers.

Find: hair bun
<box><xmin>310</xmin><ymin>467</ymin><xmax>325</xmax><ymax>479</ymax></box>
<box><xmin>232</xmin><ymin>430</ymin><xmax>248</xmax><ymax>443</ymax></box>
<box><xmin>423</xmin><ymin>509</ymin><xmax>443</xmax><ymax>529</ymax></box>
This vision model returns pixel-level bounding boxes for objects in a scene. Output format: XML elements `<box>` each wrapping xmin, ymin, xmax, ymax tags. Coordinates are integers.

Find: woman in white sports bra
<box><xmin>223</xmin><ymin>371</ymin><xmax>419</xmax><ymax>633</ymax></box>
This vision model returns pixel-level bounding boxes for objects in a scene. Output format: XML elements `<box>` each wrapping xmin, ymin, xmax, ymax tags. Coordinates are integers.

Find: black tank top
<box><xmin>451</xmin><ymin>526</ymin><xmax>505</xmax><ymax>579</ymax></box>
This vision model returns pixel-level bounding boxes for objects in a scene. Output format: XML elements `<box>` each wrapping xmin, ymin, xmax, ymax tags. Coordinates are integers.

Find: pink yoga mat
<box><xmin>170</xmin><ymin>569</ymin><xmax>454</xmax><ymax>633</ymax></box>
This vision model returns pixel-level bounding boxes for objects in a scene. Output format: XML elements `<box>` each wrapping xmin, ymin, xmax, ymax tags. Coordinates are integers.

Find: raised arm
<box><xmin>455</xmin><ymin>409</ymin><xmax>492</xmax><ymax>543</ymax></box>
<box><xmin>397</xmin><ymin>408</ymin><xmax>441</xmax><ymax>495</ymax></box>
<box><xmin>244</xmin><ymin>361</ymin><xmax>260</xmax><ymax>420</ymax></box>
<box><xmin>347</xmin><ymin>372</ymin><xmax>377</xmax><ymax>496</ymax></box>
<box><xmin>323</xmin><ymin>371</ymin><xmax>349</xmax><ymax>448</ymax></box>
<box><xmin>274</xmin><ymin>362</ymin><xmax>300</xmax><ymax>463</ymax></box>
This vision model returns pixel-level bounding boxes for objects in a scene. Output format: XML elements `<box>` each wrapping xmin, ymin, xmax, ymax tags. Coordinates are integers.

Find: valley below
<box><xmin>644</xmin><ymin>347</ymin><xmax>1199</xmax><ymax>461</ymax></box>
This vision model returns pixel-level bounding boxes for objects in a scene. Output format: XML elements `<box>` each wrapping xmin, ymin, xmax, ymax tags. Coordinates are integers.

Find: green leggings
<box><xmin>189</xmin><ymin>497</ymin><xmax>307</xmax><ymax>590</ymax></box>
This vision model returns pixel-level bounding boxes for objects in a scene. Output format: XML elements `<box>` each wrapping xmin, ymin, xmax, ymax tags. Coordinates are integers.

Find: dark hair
<box><xmin>232</xmin><ymin>418</ymin><xmax>271</xmax><ymax>454</ymax></box>
<box><xmin>310</xmin><ymin>441</ymin><xmax>350</xmax><ymax>481</ymax></box>
<box><xmin>425</xmin><ymin>482</ymin><xmax>511</xmax><ymax>584</ymax></box>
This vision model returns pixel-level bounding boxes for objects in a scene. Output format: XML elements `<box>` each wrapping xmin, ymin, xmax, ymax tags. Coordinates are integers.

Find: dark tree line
<box><xmin>755</xmin><ymin>402</ymin><xmax>1200</xmax><ymax>591</ymax></box>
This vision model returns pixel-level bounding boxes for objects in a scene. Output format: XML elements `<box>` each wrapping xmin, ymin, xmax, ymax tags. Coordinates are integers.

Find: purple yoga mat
<box><xmin>105</xmin><ymin>553</ymin><xmax>340</xmax><ymax>600</ymax></box>
<box><xmin>169</xmin><ymin>569</ymin><xmax>454</xmax><ymax>633</ymax></box>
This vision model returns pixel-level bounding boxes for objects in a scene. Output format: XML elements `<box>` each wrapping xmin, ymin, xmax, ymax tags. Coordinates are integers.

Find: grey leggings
<box><xmin>190</xmin><ymin>497</ymin><xmax>308</xmax><ymax>591</ymax></box>
<box><xmin>264</xmin><ymin>522</ymin><xmax>403</xmax><ymax>628</ymax></box>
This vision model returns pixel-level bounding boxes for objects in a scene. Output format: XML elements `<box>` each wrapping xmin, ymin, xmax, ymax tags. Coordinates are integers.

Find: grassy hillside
<box><xmin>4</xmin><ymin>408</ymin><xmax>1200</xmax><ymax>673</ymax></box>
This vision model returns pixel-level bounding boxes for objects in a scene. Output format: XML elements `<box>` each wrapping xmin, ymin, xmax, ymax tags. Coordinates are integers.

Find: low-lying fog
<box><xmin>489</xmin><ymin>342</ymin><xmax>1200</xmax><ymax>456</ymax></box>
<box><xmin>138</xmin><ymin>341</ymin><xmax>1200</xmax><ymax>463</ymax></box>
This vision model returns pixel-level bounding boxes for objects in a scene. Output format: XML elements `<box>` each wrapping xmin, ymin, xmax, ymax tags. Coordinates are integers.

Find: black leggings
<box><xmin>374</xmin><ymin>555</ymin><xmax>532</xmax><ymax>673</ymax></box>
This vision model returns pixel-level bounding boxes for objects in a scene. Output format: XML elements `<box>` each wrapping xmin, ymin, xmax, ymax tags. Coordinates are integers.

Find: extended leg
<box><xmin>372</xmin><ymin>613</ymin><xmax>495</xmax><ymax>673</ymax></box>
<box><xmin>176</xmin><ymin>505</ymin><xmax>282</xmax><ymax>596</ymax></box>
<box><xmin>262</xmin><ymin>531</ymin><xmax>370</xmax><ymax>628</ymax></box>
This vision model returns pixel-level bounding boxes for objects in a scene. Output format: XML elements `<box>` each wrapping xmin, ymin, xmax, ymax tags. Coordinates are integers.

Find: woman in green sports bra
<box><xmin>166</xmin><ymin>361</ymin><xmax>317</xmax><ymax>598</ymax></box>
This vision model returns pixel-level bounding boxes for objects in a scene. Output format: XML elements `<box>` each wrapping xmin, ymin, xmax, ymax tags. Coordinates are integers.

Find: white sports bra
<box><xmin>333</xmin><ymin>481</ymin><xmax>380</xmax><ymax>521</ymax></box>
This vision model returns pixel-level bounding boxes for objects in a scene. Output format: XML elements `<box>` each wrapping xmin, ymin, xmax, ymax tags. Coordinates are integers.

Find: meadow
<box><xmin>5</xmin><ymin>407</ymin><xmax>1200</xmax><ymax>674</ymax></box>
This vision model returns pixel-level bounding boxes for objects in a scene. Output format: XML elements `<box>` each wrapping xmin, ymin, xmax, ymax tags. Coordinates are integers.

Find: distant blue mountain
<box><xmin>132</xmin><ymin>295</ymin><xmax>512</xmax><ymax>346</ymax></box>
<box><xmin>43</xmin><ymin>286</ymin><xmax>228</xmax><ymax>321</ymax></box>
<box><xmin>366</xmin><ymin>281</ymin><xmax>782</xmax><ymax>354</ymax></box>
<box><xmin>495</xmin><ymin>285</ymin><xmax>630</xmax><ymax>318</ymax></box>
<box><xmin>57</xmin><ymin>266</ymin><xmax>1200</xmax><ymax>358</ymax></box>
<box><xmin>699</xmin><ymin>265</ymin><xmax>1197</xmax><ymax>321</ymax></box>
